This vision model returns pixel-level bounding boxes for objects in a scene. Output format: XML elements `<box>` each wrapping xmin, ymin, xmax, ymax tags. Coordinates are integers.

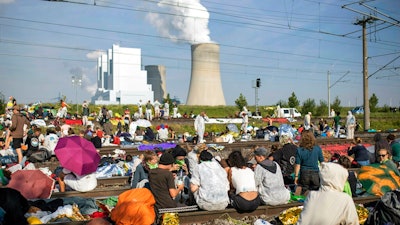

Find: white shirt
<box><xmin>43</xmin><ymin>133</ymin><xmax>59</xmax><ymax>155</ymax></box>
<box><xmin>157</xmin><ymin>128</ymin><xmax>169</xmax><ymax>140</ymax></box>
<box><xmin>230</xmin><ymin>167</ymin><xmax>257</xmax><ymax>194</ymax></box>
<box><xmin>62</xmin><ymin>168</ymin><xmax>97</xmax><ymax>192</ymax></box>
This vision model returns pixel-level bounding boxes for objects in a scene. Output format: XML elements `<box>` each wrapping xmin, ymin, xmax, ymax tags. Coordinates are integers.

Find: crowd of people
<box><xmin>1</xmin><ymin>97</ymin><xmax>400</xmax><ymax>224</ymax></box>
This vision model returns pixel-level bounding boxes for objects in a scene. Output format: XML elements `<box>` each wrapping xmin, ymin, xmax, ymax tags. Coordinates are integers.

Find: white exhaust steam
<box><xmin>147</xmin><ymin>0</ymin><xmax>212</xmax><ymax>44</ymax></box>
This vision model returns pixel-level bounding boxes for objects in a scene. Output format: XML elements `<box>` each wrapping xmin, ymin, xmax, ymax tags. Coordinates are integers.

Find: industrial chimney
<box><xmin>186</xmin><ymin>43</ymin><xmax>226</xmax><ymax>106</ymax></box>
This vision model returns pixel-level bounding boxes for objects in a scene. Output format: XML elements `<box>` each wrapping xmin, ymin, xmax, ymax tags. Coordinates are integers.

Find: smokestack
<box><xmin>186</xmin><ymin>43</ymin><xmax>225</xmax><ymax>106</ymax></box>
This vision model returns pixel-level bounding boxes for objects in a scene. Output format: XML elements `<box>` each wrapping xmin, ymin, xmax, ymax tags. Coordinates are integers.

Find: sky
<box><xmin>0</xmin><ymin>0</ymin><xmax>399</xmax><ymax>107</ymax></box>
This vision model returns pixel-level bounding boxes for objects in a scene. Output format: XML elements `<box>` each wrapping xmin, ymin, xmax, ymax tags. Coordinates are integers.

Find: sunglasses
<box><xmin>378</xmin><ymin>154</ymin><xmax>387</xmax><ymax>157</ymax></box>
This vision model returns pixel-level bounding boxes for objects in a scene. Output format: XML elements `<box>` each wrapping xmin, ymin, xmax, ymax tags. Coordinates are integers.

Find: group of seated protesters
<box><xmin>127</xmin><ymin>130</ymin><xmax>400</xmax><ymax>224</ymax></box>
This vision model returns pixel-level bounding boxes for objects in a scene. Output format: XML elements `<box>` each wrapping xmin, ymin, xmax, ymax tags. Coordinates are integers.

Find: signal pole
<box><xmin>254</xmin><ymin>78</ymin><xmax>261</xmax><ymax>116</ymax></box>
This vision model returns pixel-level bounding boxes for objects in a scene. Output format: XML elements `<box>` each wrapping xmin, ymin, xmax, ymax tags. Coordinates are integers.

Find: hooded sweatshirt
<box><xmin>254</xmin><ymin>160</ymin><xmax>290</xmax><ymax>205</ymax></box>
<box><xmin>297</xmin><ymin>162</ymin><xmax>359</xmax><ymax>225</ymax></box>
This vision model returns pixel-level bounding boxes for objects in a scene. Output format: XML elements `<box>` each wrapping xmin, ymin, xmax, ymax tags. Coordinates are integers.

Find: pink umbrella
<box><xmin>55</xmin><ymin>136</ymin><xmax>101</xmax><ymax>176</ymax></box>
<box><xmin>7</xmin><ymin>169</ymin><xmax>55</xmax><ymax>199</ymax></box>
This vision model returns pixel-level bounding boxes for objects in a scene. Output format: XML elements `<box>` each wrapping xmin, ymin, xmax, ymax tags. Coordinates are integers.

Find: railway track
<box><xmin>41</xmin><ymin>195</ymin><xmax>380</xmax><ymax>225</ymax></box>
<box><xmin>34</xmin><ymin>130</ymin><xmax>399</xmax><ymax>171</ymax></box>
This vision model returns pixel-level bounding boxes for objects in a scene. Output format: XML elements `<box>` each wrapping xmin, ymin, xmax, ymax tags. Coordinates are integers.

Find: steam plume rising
<box><xmin>147</xmin><ymin>0</ymin><xmax>211</xmax><ymax>44</ymax></box>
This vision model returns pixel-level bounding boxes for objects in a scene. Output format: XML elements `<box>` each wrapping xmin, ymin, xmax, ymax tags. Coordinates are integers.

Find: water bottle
<box><xmin>177</xmin><ymin>169</ymin><xmax>184</xmax><ymax>185</ymax></box>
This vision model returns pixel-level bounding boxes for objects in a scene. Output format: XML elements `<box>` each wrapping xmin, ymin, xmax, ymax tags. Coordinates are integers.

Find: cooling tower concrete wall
<box><xmin>186</xmin><ymin>43</ymin><xmax>226</xmax><ymax>106</ymax></box>
<box><xmin>145</xmin><ymin>65</ymin><xmax>167</xmax><ymax>102</ymax></box>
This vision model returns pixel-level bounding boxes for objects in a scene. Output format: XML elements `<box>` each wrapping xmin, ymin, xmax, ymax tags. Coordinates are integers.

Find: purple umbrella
<box><xmin>55</xmin><ymin>136</ymin><xmax>101</xmax><ymax>176</ymax></box>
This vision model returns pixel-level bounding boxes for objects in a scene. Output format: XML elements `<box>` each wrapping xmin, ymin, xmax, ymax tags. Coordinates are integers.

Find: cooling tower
<box><xmin>186</xmin><ymin>43</ymin><xmax>226</xmax><ymax>106</ymax></box>
<box><xmin>145</xmin><ymin>65</ymin><xmax>167</xmax><ymax>102</ymax></box>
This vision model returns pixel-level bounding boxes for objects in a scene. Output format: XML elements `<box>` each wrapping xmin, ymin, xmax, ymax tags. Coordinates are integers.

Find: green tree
<box><xmin>331</xmin><ymin>96</ymin><xmax>342</xmax><ymax>114</ymax></box>
<box><xmin>301</xmin><ymin>98</ymin><xmax>316</xmax><ymax>115</ymax></box>
<box><xmin>316</xmin><ymin>100</ymin><xmax>328</xmax><ymax>117</ymax></box>
<box><xmin>370</xmin><ymin>93</ymin><xmax>379</xmax><ymax>112</ymax></box>
<box><xmin>288</xmin><ymin>92</ymin><xmax>300</xmax><ymax>108</ymax></box>
<box><xmin>235</xmin><ymin>93</ymin><xmax>248</xmax><ymax>111</ymax></box>
<box><xmin>163</xmin><ymin>93</ymin><xmax>172</xmax><ymax>106</ymax></box>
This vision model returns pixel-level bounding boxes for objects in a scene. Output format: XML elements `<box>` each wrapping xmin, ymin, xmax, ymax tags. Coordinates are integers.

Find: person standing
<box><xmin>240</xmin><ymin>107</ymin><xmax>249</xmax><ymax>135</ymax></box>
<box><xmin>294</xmin><ymin>130</ymin><xmax>325</xmax><ymax>195</ymax></box>
<box><xmin>333</xmin><ymin>111</ymin><xmax>341</xmax><ymax>138</ymax></box>
<box><xmin>304</xmin><ymin>112</ymin><xmax>312</xmax><ymax>131</ymax></box>
<box><xmin>137</xmin><ymin>100</ymin><xmax>143</xmax><ymax>119</ymax></box>
<box><xmin>153</xmin><ymin>99</ymin><xmax>161</xmax><ymax>119</ymax></box>
<box><xmin>5</xmin><ymin>96</ymin><xmax>16</xmax><ymax>118</ymax></box>
<box><xmin>9</xmin><ymin>105</ymin><xmax>31</xmax><ymax>164</ymax></box>
<box><xmin>163</xmin><ymin>101</ymin><xmax>170</xmax><ymax>119</ymax></box>
<box><xmin>330</xmin><ymin>108</ymin><xmax>335</xmax><ymax>118</ymax></box>
<box><xmin>82</xmin><ymin>101</ymin><xmax>90</xmax><ymax>127</ymax></box>
<box><xmin>145</xmin><ymin>100</ymin><xmax>153</xmax><ymax>121</ymax></box>
<box><xmin>194</xmin><ymin>111</ymin><xmax>209</xmax><ymax>144</ymax></box>
<box><xmin>58</xmin><ymin>99</ymin><xmax>69</xmax><ymax>119</ymax></box>
<box><xmin>346</xmin><ymin>111</ymin><xmax>356</xmax><ymax>139</ymax></box>
<box><xmin>172</xmin><ymin>101</ymin><xmax>178</xmax><ymax>118</ymax></box>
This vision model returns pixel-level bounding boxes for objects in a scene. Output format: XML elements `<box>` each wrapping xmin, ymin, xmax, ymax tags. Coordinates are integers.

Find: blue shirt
<box><xmin>295</xmin><ymin>145</ymin><xmax>324</xmax><ymax>171</ymax></box>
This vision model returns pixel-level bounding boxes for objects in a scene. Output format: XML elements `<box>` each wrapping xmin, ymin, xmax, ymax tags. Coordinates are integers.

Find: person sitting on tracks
<box><xmin>131</xmin><ymin>150</ymin><xmax>158</xmax><ymax>189</ymax></box>
<box><xmin>57</xmin><ymin>168</ymin><xmax>97</xmax><ymax>192</ymax></box>
<box><xmin>297</xmin><ymin>162</ymin><xmax>359</xmax><ymax>225</ymax></box>
<box><xmin>269</xmin><ymin>134</ymin><xmax>297</xmax><ymax>187</ymax></box>
<box><xmin>226</xmin><ymin>150</ymin><xmax>260</xmax><ymax>213</ymax></box>
<box><xmin>190</xmin><ymin>150</ymin><xmax>230</xmax><ymax>211</ymax></box>
<box><xmin>148</xmin><ymin>152</ymin><xmax>184</xmax><ymax>209</ymax></box>
<box><xmin>347</xmin><ymin>137</ymin><xmax>370</xmax><ymax>167</ymax></box>
<box><xmin>253</xmin><ymin>147</ymin><xmax>291</xmax><ymax>206</ymax></box>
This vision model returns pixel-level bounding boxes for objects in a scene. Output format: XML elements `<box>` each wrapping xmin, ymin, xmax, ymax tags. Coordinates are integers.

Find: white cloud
<box><xmin>86</xmin><ymin>50</ymin><xmax>105</xmax><ymax>59</ymax></box>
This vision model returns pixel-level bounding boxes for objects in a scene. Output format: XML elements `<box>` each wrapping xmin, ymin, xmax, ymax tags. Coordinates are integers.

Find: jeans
<box><xmin>299</xmin><ymin>170</ymin><xmax>320</xmax><ymax>194</ymax></box>
<box><xmin>357</xmin><ymin>160</ymin><xmax>370</xmax><ymax>166</ymax></box>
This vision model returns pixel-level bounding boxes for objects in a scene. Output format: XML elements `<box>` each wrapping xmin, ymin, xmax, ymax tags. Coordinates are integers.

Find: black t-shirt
<box><xmin>272</xmin><ymin>143</ymin><xmax>297</xmax><ymax>175</ymax></box>
<box><xmin>149</xmin><ymin>168</ymin><xmax>177</xmax><ymax>209</ymax></box>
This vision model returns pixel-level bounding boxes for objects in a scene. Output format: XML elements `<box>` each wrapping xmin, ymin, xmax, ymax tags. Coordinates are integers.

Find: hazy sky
<box><xmin>0</xmin><ymin>0</ymin><xmax>399</xmax><ymax>107</ymax></box>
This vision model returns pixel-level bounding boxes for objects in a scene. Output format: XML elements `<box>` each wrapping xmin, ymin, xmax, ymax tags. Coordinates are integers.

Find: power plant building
<box><xmin>145</xmin><ymin>65</ymin><xmax>167</xmax><ymax>102</ymax></box>
<box><xmin>186</xmin><ymin>43</ymin><xmax>226</xmax><ymax>106</ymax></box>
<box><xmin>91</xmin><ymin>44</ymin><xmax>154</xmax><ymax>105</ymax></box>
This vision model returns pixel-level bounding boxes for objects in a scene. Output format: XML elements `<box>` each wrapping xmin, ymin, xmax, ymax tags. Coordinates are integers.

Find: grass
<box><xmin>37</xmin><ymin>104</ymin><xmax>400</xmax><ymax>135</ymax></box>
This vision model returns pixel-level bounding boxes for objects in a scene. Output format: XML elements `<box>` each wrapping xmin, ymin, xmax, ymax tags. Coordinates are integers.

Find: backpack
<box><xmin>27</xmin><ymin>148</ymin><xmax>51</xmax><ymax>163</ymax></box>
<box><xmin>366</xmin><ymin>190</ymin><xmax>400</xmax><ymax>225</ymax></box>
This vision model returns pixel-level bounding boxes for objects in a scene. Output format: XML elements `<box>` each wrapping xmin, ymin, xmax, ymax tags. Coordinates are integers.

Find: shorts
<box><xmin>230</xmin><ymin>193</ymin><xmax>260</xmax><ymax>213</ymax></box>
<box><xmin>12</xmin><ymin>138</ymin><xmax>23</xmax><ymax>149</ymax></box>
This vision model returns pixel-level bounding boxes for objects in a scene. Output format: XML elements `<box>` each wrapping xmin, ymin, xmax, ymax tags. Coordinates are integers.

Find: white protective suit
<box><xmin>190</xmin><ymin>159</ymin><xmax>230</xmax><ymax>211</ymax></box>
<box><xmin>194</xmin><ymin>114</ymin><xmax>209</xmax><ymax>143</ymax></box>
<box><xmin>297</xmin><ymin>162</ymin><xmax>359</xmax><ymax>225</ymax></box>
